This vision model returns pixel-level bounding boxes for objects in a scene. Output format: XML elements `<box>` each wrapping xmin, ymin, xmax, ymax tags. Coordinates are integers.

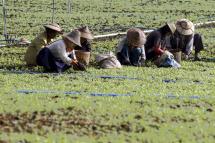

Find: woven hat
<box><xmin>126</xmin><ymin>28</ymin><xmax>146</xmax><ymax>47</ymax></box>
<box><xmin>78</xmin><ymin>26</ymin><xmax>94</xmax><ymax>40</ymax></box>
<box><xmin>167</xmin><ymin>22</ymin><xmax>176</xmax><ymax>34</ymax></box>
<box><xmin>176</xmin><ymin>19</ymin><xmax>194</xmax><ymax>35</ymax></box>
<box><xmin>44</xmin><ymin>23</ymin><xmax>62</xmax><ymax>33</ymax></box>
<box><xmin>18</xmin><ymin>38</ymin><xmax>31</xmax><ymax>44</ymax></box>
<box><xmin>62</xmin><ymin>30</ymin><xmax>81</xmax><ymax>47</ymax></box>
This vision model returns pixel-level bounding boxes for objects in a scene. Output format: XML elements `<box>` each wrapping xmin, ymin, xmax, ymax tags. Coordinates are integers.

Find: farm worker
<box><xmin>144</xmin><ymin>22</ymin><xmax>176</xmax><ymax>61</ymax></box>
<box><xmin>75</xmin><ymin>26</ymin><xmax>94</xmax><ymax>52</ymax></box>
<box><xmin>36</xmin><ymin>30</ymin><xmax>86</xmax><ymax>73</ymax></box>
<box><xmin>169</xmin><ymin>19</ymin><xmax>204</xmax><ymax>61</ymax></box>
<box><xmin>73</xmin><ymin>26</ymin><xmax>94</xmax><ymax>65</ymax></box>
<box><xmin>24</xmin><ymin>23</ymin><xmax>63</xmax><ymax>66</ymax></box>
<box><xmin>116</xmin><ymin>28</ymin><xmax>146</xmax><ymax>66</ymax></box>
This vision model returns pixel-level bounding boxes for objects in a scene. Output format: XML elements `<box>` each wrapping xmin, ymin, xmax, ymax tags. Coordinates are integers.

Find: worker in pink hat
<box><xmin>116</xmin><ymin>28</ymin><xmax>146</xmax><ymax>66</ymax></box>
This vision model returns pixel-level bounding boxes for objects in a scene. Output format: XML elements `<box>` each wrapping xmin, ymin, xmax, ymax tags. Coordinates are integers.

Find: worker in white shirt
<box><xmin>36</xmin><ymin>30</ymin><xmax>86</xmax><ymax>73</ymax></box>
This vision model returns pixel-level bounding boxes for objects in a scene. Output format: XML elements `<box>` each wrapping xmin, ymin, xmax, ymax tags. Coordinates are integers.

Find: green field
<box><xmin>0</xmin><ymin>0</ymin><xmax>215</xmax><ymax>143</ymax></box>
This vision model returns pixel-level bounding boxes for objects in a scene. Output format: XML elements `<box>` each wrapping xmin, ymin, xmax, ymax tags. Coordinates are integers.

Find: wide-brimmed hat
<box><xmin>126</xmin><ymin>28</ymin><xmax>146</xmax><ymax>47</ymax></box>
<box><xmin>44</xmin><ymin>23</ymin><xmax>62</xmax><ymax>33</ymax></box>
<box><xmin>176</xmin><ymin>19</ymin><xmax>194</xmax><ymax>35</ymax></box>
<box><xmin>167</xmin><ymin>22</ymin><xmax>176</xmax><ymax>34</ymax></box>
<box><xmin>62</xmin><ymin>30</ymin><xmax>81</xmax><ymax>47</ymax></box>
<box><xmin>78</xmin><ymin>26</ymin><xmax>94</xmax><ymax>40</ymax></box>
<box><xmin>18</xmin><ymin>38</ymin><xmax>31</xmax><ymax>44</ymax></box>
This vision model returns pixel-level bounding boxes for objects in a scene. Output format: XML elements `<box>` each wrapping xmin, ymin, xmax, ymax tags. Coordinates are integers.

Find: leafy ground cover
<box><xmin>0</xmin><ymin>0</ymin><xmax>215</xmax><ymax>143</ymax></box>
<box><xmin>0</xmin><ymin>0</ymin><xmax>215</xmax><ymax>38</ymax></box>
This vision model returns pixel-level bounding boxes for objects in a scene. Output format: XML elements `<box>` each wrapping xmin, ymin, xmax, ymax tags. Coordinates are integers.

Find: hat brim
<box><xmin>176</xmin><ymin>26</ymin><xmax>194</xmax><ymax>35</ymax></box>
<box><xmin>44</xmin><ymin>25</ymin><xmax>62</xmax><ymax>33</ymax></box>
<box><xmin>63</xmin><ymin>35</ymin><xmax>82</xmax><ymax>47</ymax></box>
<box><xmin>130</xmin><ymin>38</ymin><xmax>146</xmax><ymax>47</ymax></box>
<box><xmin>129</xmin><ymin>33</ymin><xmax>146</xmax><ymax>47</ymax></box>
<box><xmin>176</xmin><ymin>19</ymin><xmax>195</xmax><ymax>35</ymax></box>
<box><xmin>127</xmin><ymin>29</ymin><xmax>146</xmax><ymax>47</ymax></box>
<box><xmin>167</xmin><ymin>22</ymin><xmax>176</xmax><ymax>34</ymax></box>
<box><xmin>81</xmin><ymin>32</ymin><xmax>94</xmax><ymax>40</ymax></box>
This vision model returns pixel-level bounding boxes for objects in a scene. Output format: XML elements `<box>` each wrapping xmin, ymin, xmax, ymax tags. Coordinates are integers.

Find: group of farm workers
<box><xmin>24</xmin><ymin>18</ymin><xmax>204</xmax><ymax>73</ymax></box>
<box><xmin>24</xmin><ymin>24</ymin><xmax>92</xmax><ymax>72</ymax></box>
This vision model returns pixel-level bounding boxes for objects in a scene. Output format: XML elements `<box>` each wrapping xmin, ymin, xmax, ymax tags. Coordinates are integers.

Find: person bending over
<box><xmin>24</xmin><ymin>23</ymin><xmax>62</xmax><ymax>66</ymax></box>
<box><xmin>36</xmin><ymin>30</ymin><xmax>85</xmax><ymax>73</ymax></box>
<box><xmin>169</xmin><ymin>19</ymin><xmax>204</xmax><ymax>61</ymax></box>
<box><xmin>144</xmin><ymin>22</ymin><xmax>176</xmax><ymax>62</ymax></box>
<box><xmin>116</xmin><ymin>28</ymin><xmax>146</xmax><ymax>66</ymax></box>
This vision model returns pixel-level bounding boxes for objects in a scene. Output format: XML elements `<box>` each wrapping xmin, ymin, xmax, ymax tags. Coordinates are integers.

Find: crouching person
<box><xmin>144</xmin><ymin>22</ymin><xmax>181</xmax><ymax>68</ymax></box>
<box><xmin>116</xmin><ymin>28</ymin><xmax>146</xmax><ymax>66</ymax></box>
<box><xmin>36</xmin><ymin>30</ymin><xmax>86</xmax><ymax>73</ymax></box>
<box><xmin>74</xmin><ymin>26</ymin><xmax>94</xmax><ymax>65</ymax></box>
<box><xmin>170</xmin><ymin>19</ymin><xmax>204</xmax><ymax>61</ymax></box>
<box><xmin>144</xmin><ymin>22</ymin><xmax>176</xmax><ymax>62</ymax></box>
<box><xmin>75</xmin><ymin>26</ymin><xmax>93</xmax><ymax>52</ymax></box>
<box><xmin>24</xmin><ymin>23</ymin><xmax>62</xmax><ymax>66</ymax></box>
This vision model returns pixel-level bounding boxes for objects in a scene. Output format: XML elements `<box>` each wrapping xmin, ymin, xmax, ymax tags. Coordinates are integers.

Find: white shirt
<box><xmin>47</xmin><ymin>40</ymin><xmax>76</xmax><ymax>65</ymax></box>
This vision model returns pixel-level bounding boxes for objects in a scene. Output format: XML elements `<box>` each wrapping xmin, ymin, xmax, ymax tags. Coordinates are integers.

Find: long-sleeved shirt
<box><xmin>47</xmin><ymin>40</ymin><xmax>76</xmax><ymax>65</ymax></box>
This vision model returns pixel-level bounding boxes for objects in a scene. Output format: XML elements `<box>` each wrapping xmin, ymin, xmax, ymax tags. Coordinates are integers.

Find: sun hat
<box><xmin>78</xmin><ymin>26</ymin><xmax>94</xmax><ymax>40</ymax></box>
<box><xmin>62</xmin><ymin>30</ymin><xmax>81</xmax><ymax>47</ymax></box>
<box><xmin>44</xmin><ymin>23</ymin><xmax>63</xmax><ymax>33</ymax></box>
<box><xmin>167</xmin><ymin>22</ymin><xmax>176</xmax><ymax>34</ymax></box>
<box><xmin>176</xmin><ymin>19</ymin><xmax>194</xmax><ymax>35</ymax></box>
<box><xmin>126</xmin><ymin>28</ymin><xmax>146</xmax><ymax>47</ymax></box>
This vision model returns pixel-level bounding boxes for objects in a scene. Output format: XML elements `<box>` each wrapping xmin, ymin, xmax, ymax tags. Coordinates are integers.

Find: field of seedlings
<box><xmin>0</xmin><ymin>0</ymin><xmax>215</xmax><ymax>143</ymax></box>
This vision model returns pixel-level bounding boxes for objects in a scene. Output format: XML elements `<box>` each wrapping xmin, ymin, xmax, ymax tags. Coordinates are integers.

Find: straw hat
<box><xmin>18</xmin><ymin>38</ymin><xmax>31</xmax><ymax>44</ymax></box>
<box><xmin>62</xmin><ymin>30</ymin><xmax>81</xmax><ymax>47</ymax></box>
<box><xmin>78</xmin><ymin>26</ymin><xmax>94</xmax><ymax>40</ymax></box>
<box><xmin>44</xmin><ymin>23</ymin><xmax>62</xmax><ymax>33</ymax></box>
<box><xmin>176</xmin><ymin>19</ymin><xmax>194</xmax><ymax>35</ymax></box>
<box><xmin>126</xmin><ymin>28</ymin><xmax>146</xmax><ymax>47</ymax></box>
<box><xmin>167</xmin><ymin>22</ymin><xmax>176</xmax><ymax>34</ymax></box>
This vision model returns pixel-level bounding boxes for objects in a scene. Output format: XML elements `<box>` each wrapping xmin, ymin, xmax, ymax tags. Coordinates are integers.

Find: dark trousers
<box><xmin>171</xmin><ymin>33</ymin><xmax>204</xmax><ymax>55</ymax></box>
<box><xmin>193</xmin><ymin>33</ymin><xmax>204</xmax><ymax>54</ymax></box>
<box><xmin>36</xmin><ymin>48</ymin><xmax>71</xmax><ymax>73</ymax></box>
